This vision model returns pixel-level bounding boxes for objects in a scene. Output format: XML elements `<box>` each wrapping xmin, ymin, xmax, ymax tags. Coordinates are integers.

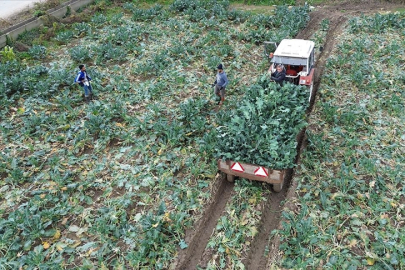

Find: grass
<box><xmin>395</xmin><ymin>7</ymin><xmax>405</xmax><ymax>12</ymax></box>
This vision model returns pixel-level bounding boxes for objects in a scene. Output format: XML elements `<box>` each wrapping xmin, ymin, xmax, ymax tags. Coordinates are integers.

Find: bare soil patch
<box><xmin>0</xmin><ymin>0</ymin><xmax>64</xmax><ymax>32</ymax></box>
<box><xmin>173</xmin><ymin>173</ymin><xmax>235</xmax><ymax>270</ymax></box>
<box><xmin>230</xmin><ymin>3</ymin><xmax>275</xmax><ymax>15</ymax></box>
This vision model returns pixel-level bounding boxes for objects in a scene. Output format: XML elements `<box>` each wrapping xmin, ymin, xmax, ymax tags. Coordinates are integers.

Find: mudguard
<box><xmin>299</xmin><ymin>68</ymin><xmax>315</xmax><ymax>86</ymax></box>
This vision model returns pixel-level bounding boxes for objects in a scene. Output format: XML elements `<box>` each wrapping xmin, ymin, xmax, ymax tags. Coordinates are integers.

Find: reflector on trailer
<box><xmin>254</xmin><ymin>167</ymin><xmax>268</xmax><ymax>177</ymax></box>
<box><xmin>231</xmin><ymin>162</ymin><xmax>244</xmax><ymax>172</ymax></box>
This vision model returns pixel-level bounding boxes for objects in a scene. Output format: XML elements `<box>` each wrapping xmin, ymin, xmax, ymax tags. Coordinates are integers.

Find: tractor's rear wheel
<box><xmin>226</xmin><ymin>174</ymin><xmax>235</xmax><ymax>183</ymax></box>
<box><xmin>272</xmin><ymin>181</ymin><xmax>283</xmax><ymax>192</ymax></box>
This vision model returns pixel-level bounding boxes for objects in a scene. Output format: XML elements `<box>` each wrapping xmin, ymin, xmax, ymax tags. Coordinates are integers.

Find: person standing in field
<box><xmin>214</xmin><ymin>63</ymin><xmax>228</xmax><ymax>105</ymax></box>
<box><xmin>271</xmin><ymin>64</ymin><xmax>286</xmax><ymax>86</ymax></box>
<box><xmin>75</xmin><ymin>64</ymin><xmax>93</xmax><ymax>103</ymax></box>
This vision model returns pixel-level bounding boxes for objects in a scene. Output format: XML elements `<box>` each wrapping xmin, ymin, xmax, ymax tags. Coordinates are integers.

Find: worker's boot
<box><xmin>85</xmin><ymin>96</ymin><xmax>90</xmax><ymax>103</ymax></box>
<box><xmin>89</xmin><ymin>91</ymin><xmax>94</xmax><ymax>100</ymax></box>
<box><xmin>216</xmin><ymin>94</ymin><xmax>221</xmax><ymax>105</ymax></box>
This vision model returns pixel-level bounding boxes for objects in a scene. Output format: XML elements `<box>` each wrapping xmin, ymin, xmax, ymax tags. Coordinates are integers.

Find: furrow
<box><xmin>173</xmin><ymin>174</ymin><xmax>234</xmax><ymax>270</ymax></box>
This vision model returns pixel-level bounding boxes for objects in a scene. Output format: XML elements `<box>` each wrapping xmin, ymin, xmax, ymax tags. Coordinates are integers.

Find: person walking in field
<box><xmin>214</xmin><ymin>63</ymin><xmax>228</xmax><ymax>105</ymax></box>
<box><xmin>75</xmin><ymin>64</ymin><xmax>93</xmax><ymax>103</ymax></box>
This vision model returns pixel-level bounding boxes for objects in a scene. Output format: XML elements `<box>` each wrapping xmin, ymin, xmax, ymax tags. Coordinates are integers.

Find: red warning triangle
<box><xmin>231</xmin><ymin>162</ymin><xmax>244</xmax><ymax>172</ymax></box>
<box><xmin>254</xmin><ymin>167</ymin><xmax>268</xmax><ymax>177</ymax></box>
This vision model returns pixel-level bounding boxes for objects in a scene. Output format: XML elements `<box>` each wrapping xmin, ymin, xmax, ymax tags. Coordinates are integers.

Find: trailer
<box><xmin>217</xmin><ymin>39</ymin><xmax>315</xmax><ymax>192</ymax></box>
<box><xmin>217</xmin><ymin>159</ymin><xmax>286</xmax><ymax>192</ymax></box>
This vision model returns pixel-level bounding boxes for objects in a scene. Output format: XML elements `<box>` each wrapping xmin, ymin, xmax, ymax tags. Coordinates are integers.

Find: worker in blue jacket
<box><xmin>74</xmin><ymin>64</ymin><xmax>93</xmax><ymax>102</ymax></box>
<box><xmin>214</xmin><ymin>63</ymin><xmax>228</xmax><ymax>105</ymax></box>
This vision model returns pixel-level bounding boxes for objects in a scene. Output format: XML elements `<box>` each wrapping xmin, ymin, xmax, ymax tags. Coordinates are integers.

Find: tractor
<box><xmin>217</xmin><ymin>39</ymin><xmax>316</xmax><ymax>192</ymax></box>
<box><xmin>265</xmin><ymin>39</ymin><xmax>315</xmax><ymax>101</ymax></box>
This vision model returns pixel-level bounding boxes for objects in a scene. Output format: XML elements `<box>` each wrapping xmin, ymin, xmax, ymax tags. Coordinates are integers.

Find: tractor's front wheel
<box><xmin>226</xmin><ymin>174</ymin><xmax>235</xmax><ymax>183</ymax></box>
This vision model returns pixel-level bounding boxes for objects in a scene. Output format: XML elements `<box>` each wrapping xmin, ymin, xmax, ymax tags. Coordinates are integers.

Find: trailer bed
<box><xmin>217</xmin><ymin>159</ymin><xmax>286</xmax><ymax>192</ymax></box>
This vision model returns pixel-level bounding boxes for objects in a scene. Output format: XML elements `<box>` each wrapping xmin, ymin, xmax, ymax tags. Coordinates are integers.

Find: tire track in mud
<box><xmin>307</xmin><ymin>15</ymin><xmax>348</xmax><ymax>112</ymax></box>
<box><xmin>174</xmin><ymin>174</ymin><xmax>234</xmax><ymax>270</ymax></box>
<box><xmin>241</xmin><ymin>170</ymin><xmax>293</xmax><ymax>270</ymax></box>
<box><xmin>244</xmin><ymin>14</ymin><xmax>348</xmax><ymax>270</ymax></box>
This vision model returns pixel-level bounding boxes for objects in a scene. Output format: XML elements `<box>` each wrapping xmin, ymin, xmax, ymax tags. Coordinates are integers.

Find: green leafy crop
<box><xmin>217</xmin><ymin>80</ymin><xmax>309</xmax><ymax>169</ymax></box>
<box><xmin>0</xmin><ymin>0</ymin><xmax>311</xmax><ymax>268</ymax></box>
<box><xmin>278</xmin><ymin>12</ymin><xmax>405</xmax><ymax>269</ymax></box>
<box><xmin>0</xmin><ymin>46</ymin><xmax>16</xmax><ymax>62</ymax></box>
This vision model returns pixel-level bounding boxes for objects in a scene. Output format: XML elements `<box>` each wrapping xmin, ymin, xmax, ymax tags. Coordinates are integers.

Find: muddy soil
<box><xmin>173</xmin><ymin>173</ymin><xmax>234</xmax><ymax>270</ymax></box>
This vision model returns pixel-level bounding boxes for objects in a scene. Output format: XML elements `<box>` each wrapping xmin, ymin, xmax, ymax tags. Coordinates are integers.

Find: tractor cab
<box><xmin>265</xmin><ymin>39</ymin><xmax>315</xmax><ymax>101</ymax></box>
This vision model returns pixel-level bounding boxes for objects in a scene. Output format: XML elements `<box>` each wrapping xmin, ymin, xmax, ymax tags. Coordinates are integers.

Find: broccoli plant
<box><xmin>216</xmin><ymin>81</ymin><xmax>309</xmax><ymax>169</ymax></box>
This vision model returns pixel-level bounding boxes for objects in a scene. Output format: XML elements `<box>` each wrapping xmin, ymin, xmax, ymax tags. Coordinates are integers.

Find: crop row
<box><xmin>217</xmin><ymin>80</ymin><xmax>309</xmax><ymax>169</ymax></box>
<box><xmin>277</xmin><ymin>12</ymin><xmax>405</xmax><ymax>269</ymax></box>
<box><xmin>0</xmin><ymin>1</ymin><xmax>310</xmax><ymax>268</ymax></box>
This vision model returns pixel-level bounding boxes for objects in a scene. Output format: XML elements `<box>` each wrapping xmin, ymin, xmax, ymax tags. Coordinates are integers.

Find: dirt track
<box><xmin>174</xmin><ymin>174</ymin><xmax>234</xmax><ymax>269</ymax></box>
<box><xmin>173</xmin><ymin>1</ymin><xmax>404</xmax><ymax>269</ymax></box>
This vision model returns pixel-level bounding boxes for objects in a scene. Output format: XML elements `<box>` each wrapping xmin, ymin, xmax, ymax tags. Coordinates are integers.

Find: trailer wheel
<box><xmin>272</xmin><ymin>182</ymin><xmax>283</xmax><ymax>192</ymax></box>
<box><xmin>226</xmin><ymin>174</ymin><xmax>235</xmax><ymax>183</ymax></box>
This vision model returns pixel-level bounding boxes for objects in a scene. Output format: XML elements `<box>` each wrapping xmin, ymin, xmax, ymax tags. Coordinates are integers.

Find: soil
<box><xmin>0</xmin><ymin>0</ymin><xmax>63</xmax><ymax>32</ymax></box>
<box><xmin>173</xmin><ymin>173</ymin><xmax>234</xmax><ymax>270</ymax></box>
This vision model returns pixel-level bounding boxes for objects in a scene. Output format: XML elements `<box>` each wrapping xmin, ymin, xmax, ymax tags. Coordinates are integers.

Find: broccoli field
<box><xmin>0</xmin><ymin>0</ymin><xmax>309</xmax><ymax>268</ymax></box>
<box><xmin>1</xmin><ymin>0</ymin><xmax>404</xmax><ymax>269</ymax></box>
<box><xmin>278</xmin><ymin>11</ymin><xmax>405</xmax><ymax>269</ymax></box>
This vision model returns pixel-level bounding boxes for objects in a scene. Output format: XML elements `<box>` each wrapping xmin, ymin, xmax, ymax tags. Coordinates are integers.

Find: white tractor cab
<box><xmin>265</xmin><ymin>39</ymin><xmax>315</xmax><ymax>101</ymax></box>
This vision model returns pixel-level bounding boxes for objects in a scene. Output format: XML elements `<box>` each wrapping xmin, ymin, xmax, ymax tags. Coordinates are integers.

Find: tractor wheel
<box><xmin>308</xmin><ymin>82</ymin><xmax>314</xmax><ymax>102</ymax></box>
<box><xmin>226</xmin><ymin>174</ymin><xmax>235</xmax><ymax>183</ymax></box>
<box><xmin>272</xmin><ymin>182</ymin><xmax>283</xmax><ymax>192</ymax></box>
